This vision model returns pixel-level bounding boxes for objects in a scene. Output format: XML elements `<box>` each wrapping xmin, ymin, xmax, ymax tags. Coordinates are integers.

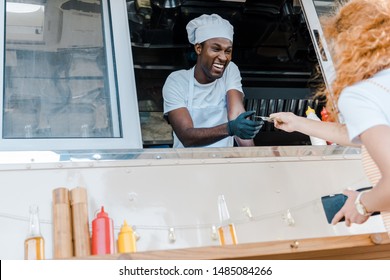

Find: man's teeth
<box><xmin>214</xmin><ymin>64</ymin><xmax>224</xmax><ymax>69</ymax></box>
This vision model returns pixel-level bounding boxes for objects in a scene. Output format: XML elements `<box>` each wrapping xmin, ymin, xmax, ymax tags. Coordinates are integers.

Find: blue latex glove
<box><xmin>227</xmin><ymin>111</ymin><xmax>263</xmax><ymax>139</ymax></box>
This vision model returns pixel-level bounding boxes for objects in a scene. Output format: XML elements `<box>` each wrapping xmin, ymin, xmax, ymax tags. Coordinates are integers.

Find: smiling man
<box><xmin>163</xmin><ymin>14</ymin><xmax>263</xmax><ymax>148</ymax></box>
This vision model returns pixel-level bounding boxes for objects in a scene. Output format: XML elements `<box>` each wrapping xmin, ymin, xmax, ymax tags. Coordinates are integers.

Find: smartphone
<box><xmin>321</xmin><ymin>186</ymin><xmax>379</xmax><ymax>224</ymax></box>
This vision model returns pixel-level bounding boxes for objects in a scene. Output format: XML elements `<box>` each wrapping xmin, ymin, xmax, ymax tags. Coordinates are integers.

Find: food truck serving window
<box><xmin>0</xmin><ymin>0</ymin><xmax>142</xmax><ymax>150</ymax></box>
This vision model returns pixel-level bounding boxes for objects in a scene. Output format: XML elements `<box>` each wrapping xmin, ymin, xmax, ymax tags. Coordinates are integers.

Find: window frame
<box><xmin>0</xmin><ymin>0</ymin><xmax>142</xmax><ymax>151</ymax></box>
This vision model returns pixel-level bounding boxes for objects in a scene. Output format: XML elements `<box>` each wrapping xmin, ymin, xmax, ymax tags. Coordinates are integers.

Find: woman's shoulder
<box><xmin>339</xmin><ymin>70</ymin><xmax>390</xmax><ymax>106</ymax></box>
<box><xmin>372</xmin><ymin>68</ymin><xmax>390</xmax><ymax>85</ymax></box>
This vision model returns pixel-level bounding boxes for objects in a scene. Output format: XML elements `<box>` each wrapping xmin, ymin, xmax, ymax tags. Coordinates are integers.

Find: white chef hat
<box><xmin>186</xmin><ymin>14</ymin><xmax>234</xmax><ymax>45</ymax></box>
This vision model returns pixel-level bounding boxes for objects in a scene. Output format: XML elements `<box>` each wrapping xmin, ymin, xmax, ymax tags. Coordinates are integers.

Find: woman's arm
<box><xmin>356</xmin><ymin>125</ymin><xmax>390</xmax><ymax>212</ymax></box>
<box><xmin>332</xmin><ymin>125</ymin><xmax>390</xmax><ymax>225</ymax></box>
<box><xmin>269</xmin><ymin>112</ymin><xmax>358</xmax><ymax>147</ymax></box>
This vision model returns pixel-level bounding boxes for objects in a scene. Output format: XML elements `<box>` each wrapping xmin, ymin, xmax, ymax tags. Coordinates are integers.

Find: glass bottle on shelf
<box><xmin>217</xmin><ymin>195</ymin><xmax>237</xmax><ymax>246</ymax></box>
<box><xmin>24</xmin><ymin>205</ymin><xmax>45</xmax><ymax>260</ymax></box>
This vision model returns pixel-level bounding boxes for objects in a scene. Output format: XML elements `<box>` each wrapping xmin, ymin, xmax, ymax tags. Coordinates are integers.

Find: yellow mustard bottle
<box><xmin>117</xmin><ymin>220</ymin><xmax>136</xmax><ymax>253</ymax></box>
<box><xmin>305</xmin><ymin>106</ymin><xmax>327</xmax><ymax>145</ymax></box>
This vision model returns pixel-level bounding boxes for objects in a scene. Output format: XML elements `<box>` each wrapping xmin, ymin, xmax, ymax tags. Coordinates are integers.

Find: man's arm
<box><xmin>167</xmin><ymin>108</ymin><xmax>230</xmax><ymax>147</ymax></box>
<box><xmin>163</xmin><ymin>72</ymin><xmax>229</xmax><ymax>147</ymax></box>
<box><xmin>167</xmin><ymin>89</ymin><xmax>262</xmax><ymax>147</ymax></box>
<box><xmin>226</xmin><ymin>89</ymin><xmax>255</xmax><ymax>146</ymax></box>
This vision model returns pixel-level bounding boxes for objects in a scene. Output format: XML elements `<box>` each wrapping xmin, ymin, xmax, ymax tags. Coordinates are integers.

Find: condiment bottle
<box><xmin>305</xmin><ymin>106</ymin><xmax>327</xmax><ymax>145</ymax></box>
<box><xmin>320</xmin><ymin>107</ymin><xmax>334</xmax><ymax>145</ymax></box>
<box><xmin>24</xmin><ymin>205</ymin><xmax>45</xmax><ymax>260</ymax></box>
<box><xmin>91</xmin><ymin>206</ymin><xmax>115</xmax><ymax>255</ymax></box>
<box><xmin>217</xmin><ymin>195</ymin><xmax>237</xmax><ymax>246</ymax></box>
<box><xmin>320</xmin><ymin>106</ymin><xmax>329</xmax><ymax>122</ymax></box>
<box><xmin>117</xmin><ymin>220</ymin><xmax>137</xmax><ymax>253</ymax></box>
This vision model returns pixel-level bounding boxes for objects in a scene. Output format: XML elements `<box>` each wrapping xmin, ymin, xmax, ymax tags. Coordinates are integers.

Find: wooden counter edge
<box><xmin>70</xmin><ymin>232</ymin><xmax>390</xmax><ymax>260</ymax></box>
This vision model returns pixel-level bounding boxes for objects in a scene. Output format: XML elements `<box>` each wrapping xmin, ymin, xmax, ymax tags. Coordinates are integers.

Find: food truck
<box><xmin>0</xmin><ymin>0</ymin><xmax>389</xmax><ymax>260</ymax></box>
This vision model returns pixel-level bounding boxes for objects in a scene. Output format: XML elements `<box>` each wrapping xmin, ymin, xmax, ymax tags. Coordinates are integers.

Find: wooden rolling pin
<box><xmin>52</xmin><ymin>187</ymin><xmax>73</xmax><ymax>259</ymax></box>
<box><xmin>70</xmin><ymin>187</ymin><xmax>91</xmax><ymax>257</ymax></box>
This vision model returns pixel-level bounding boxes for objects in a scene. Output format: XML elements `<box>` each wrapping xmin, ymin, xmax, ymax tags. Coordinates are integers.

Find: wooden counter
<box><xmin>81</xmin><ymin>232</ymin><xmax>390</xmax><ymax>260</ymax></box>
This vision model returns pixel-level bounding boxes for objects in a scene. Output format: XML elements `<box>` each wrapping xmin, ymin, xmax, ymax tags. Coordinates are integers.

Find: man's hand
<box><xmin>227</xmin><ymin>111</ymin><xmax>263</xmax><ymax>139</ymax></box>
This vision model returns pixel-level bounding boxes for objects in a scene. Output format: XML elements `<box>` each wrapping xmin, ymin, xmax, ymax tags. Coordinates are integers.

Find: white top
<box><xmin>338</xmin><ymin>68</ymin><xmax>390</xmax><ymax>144</ymax></box>
<box><xmin>163</xmin><ymin>62</ymin><xmax>243</xmax><ymax>148</ymax></box>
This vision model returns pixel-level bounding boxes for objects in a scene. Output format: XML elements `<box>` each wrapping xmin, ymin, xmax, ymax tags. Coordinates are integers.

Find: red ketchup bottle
<box><xmin>91</xmin><ymin>206</ymin><xmax>115</xmax><ymax>255</ymax></box>
<box><xmin>321</xmin><ymin>107</ymin><xmax>333</xmax><ymax>145</ymax></box>
<box><xmin>321</xmin><ymin>107</ymin><xmax>329</xmax><ymax>122</ymax></box>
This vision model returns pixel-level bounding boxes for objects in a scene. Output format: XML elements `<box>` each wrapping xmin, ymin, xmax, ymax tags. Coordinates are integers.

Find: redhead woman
<box><xmin>270</xmin><ymin>0</ymin><xmax>390</xmax><ymax>226</ymax></box>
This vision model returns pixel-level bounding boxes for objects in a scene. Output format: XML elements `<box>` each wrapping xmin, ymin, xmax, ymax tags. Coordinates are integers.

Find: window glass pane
<box><xmin>312</xmin><ymin>0</ymin><xmax>335</xmax><ymax>17</ymax></box>
<box><xmin>4</xmin><ymin>0</ymin><xmax>120</xmax><ymax>139</ymax></box>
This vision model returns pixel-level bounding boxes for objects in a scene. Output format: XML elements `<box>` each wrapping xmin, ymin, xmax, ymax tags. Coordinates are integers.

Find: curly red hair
<box><xmin>316</xmin><ymin>0</ymin><xmax>390</xmax><ymax>121</ymax></box>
